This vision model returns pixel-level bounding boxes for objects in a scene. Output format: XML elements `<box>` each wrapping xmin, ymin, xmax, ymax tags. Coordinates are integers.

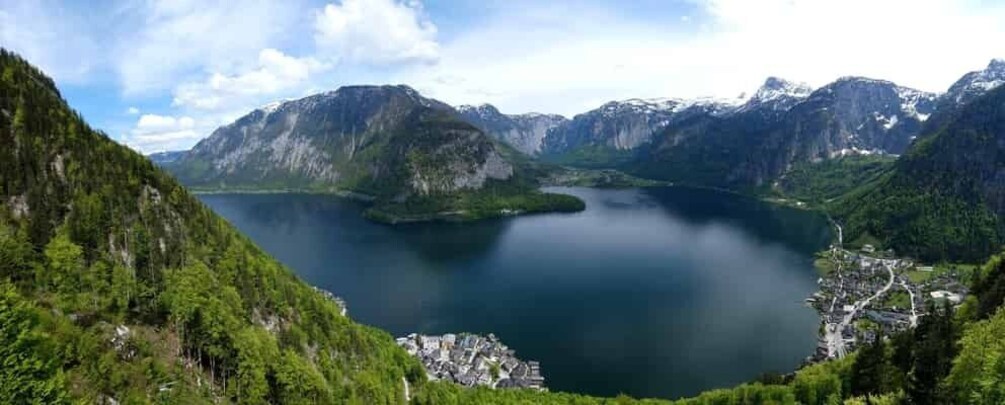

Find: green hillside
<box><xmin>833</xmin><ymin>85</ymin><xmax>1005</xmax><ymax>262</ymax></box>
<box><xmin>0</xmin><ymin>48</ymin><xmax>419</xmax><ymax>403</ymax></box>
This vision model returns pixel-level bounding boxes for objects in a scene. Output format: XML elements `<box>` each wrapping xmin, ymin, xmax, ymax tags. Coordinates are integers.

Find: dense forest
<box><xmin>832</xmin><ymin>85</ymin><xmax>1005</xmax><ymax>263</ymax></box>
<box><xmin>775</xmin><ymin>156</ymin><xmax>896</xmax><ymax>206</ymax></box>
<box><xmin>0</xmin><ymin>48</ymin><xmax>420</xmax><ymax>403</ymax></box>
<box><xmin>4</xmin><ymin>48</ymin><xmax>1005</xmax><ymax>404</ymax></box>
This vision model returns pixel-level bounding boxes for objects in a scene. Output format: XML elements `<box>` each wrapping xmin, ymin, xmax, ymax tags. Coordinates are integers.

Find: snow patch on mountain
<box><xmin>737</xmin><ymin>77</ymin><xmax>813</xmax><ymax>112</ymax></box>
<box><xmin>946</xmin><ymin>58</ymin><xmax>1005</xmax><ymax>105</ymax></box>
<box><xmin>896</xmin><ymin>87</ymin><xmax>938</xmax><ymax>122</ymax></box>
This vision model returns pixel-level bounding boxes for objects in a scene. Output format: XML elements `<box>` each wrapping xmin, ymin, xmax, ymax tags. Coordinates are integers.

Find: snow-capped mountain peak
<box><xmin>753</xmin><ymin>77</ymin><xmax>813</xmax><ymax>102</ymax></box>
<box><xmin>258</xmin><ymin>100</ymin><xmax>284</xmax><ymax>114</ymax></box>
<box><xmin>945</xmin><ymin>58</ymin><xmax>1005</xmax><ymax>105</ymax></box>
<box><xmin>735</xmin><ymin>77</ymin><xmax>814</xmax><ymax>112</ymax></box>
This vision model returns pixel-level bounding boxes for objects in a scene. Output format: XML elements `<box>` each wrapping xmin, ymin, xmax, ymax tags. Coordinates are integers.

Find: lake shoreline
<box><xmin>200</xmin><ymin>187</ymin><xmax>829</xmax><ymax>399</ymax></box>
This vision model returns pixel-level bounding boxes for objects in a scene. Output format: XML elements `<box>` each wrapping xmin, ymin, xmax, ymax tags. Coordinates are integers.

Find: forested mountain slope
<box><xmin>0</xmin><ymin>48</ymin><xmax>421</xmax><ymax>403</ymax></box>
<box><xmin>835</xmin><ymin>84</ymin><xmax>1005</xmax><ymax>263</ymax></box>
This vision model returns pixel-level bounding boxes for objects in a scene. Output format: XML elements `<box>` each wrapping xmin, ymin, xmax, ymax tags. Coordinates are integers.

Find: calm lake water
<box><xmin>199</xmin><ymin>187</ymin><xmax>832</xmax><ymax>399</ymax></box>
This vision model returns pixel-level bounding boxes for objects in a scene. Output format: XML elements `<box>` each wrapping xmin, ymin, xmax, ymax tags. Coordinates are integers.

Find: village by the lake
<box><xmin>808</xmin><ymin>225</ymin><xmax>973</xmax><ymax>361</ymax></box>
<box><xmin>396</xmin><ymin>332</ymin><xmax>546</xmax><ymax>390</ymax></box>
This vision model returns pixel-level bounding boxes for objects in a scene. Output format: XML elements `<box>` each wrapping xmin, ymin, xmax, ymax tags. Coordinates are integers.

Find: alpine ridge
<box><xmin>167</xmin><ymin>85</ymin><xmax>584</xmax><ymax>222</ymax></box>
<box><xmin>456</xmin><ymin>103</ymin><xmax>567</xmax><ymax>155</ymax></box>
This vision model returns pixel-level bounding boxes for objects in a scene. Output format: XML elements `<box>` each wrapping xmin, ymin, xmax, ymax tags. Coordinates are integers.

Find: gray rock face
<box><xmin>540</xmin><ymin>98</ymin><xmax>731</xmax><ymax>154</ymax></box>
<box><xmin>636</xmin><ymin>76</ymin><xmax>939</xmax><ymax>188</ymax></box>
<box><xmin>784</xmin><ymin>77</ymin><xmax>938</xmax><ymax>159</ymax></box>
<box><xmin>172</xmin><ymin>85</ymin><xmax>513</xmax><ymax>197</ymax></box>
<box><xmin>456</xmin><ymin>104</ymin><xmax>567</xmax><ymax>155</ymax></box>
<box><xmin>730</xmin><ymin>77</ymin><xmax>937</xmax><ymax>186</ymax></box>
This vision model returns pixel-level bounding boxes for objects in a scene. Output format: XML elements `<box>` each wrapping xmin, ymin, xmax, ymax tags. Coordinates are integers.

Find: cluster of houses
<box><xmin>809</xmin><ymin>245</ymin><xmax>969</xmax><ymax>360</ymax></box>
<box><xmin>396</xmin><ymin>333</ymin><xmax>545</xmax><ymax>390</ymax></box>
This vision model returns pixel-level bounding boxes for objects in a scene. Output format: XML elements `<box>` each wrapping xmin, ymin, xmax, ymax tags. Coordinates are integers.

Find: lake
<box><xmin>199</xmin><ymin>187</ymin><xmax>833</xmax><ymax>399</ymax></box>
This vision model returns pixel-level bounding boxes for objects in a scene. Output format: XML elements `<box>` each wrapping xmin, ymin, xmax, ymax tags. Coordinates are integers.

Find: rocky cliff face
<box><xmin>540</xmin><ymin>97</ymin><xmax>742</xmax><ymax>155</ymax></box>
<box><xmin>778</xmin><ymin>77</ymin><xmax>937</xmax><ymax>159</ymax></box>
<box><xmin>634</xmin><ymin>76</ymin><xmax>938</xmax><ymax>188</ymax></box>
<box><xmin>172</xmin><ymin>85</ymin><xmax>513</xmax><ymax>197</ymax></box>
<box><xmin>456</xmin><ymin>104</ymin><xmax>567</xmax><ymax>155</ymax></box>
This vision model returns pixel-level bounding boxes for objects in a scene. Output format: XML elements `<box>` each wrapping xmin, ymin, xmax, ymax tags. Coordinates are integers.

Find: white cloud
<box><xmin>127</xmin><ymin>107</ymin><xmax>140</xmax><ymax>115</ymax></box>
<box><xmin>124</xmin><ymin>114</ymin><xmax>201</xmax><ymax>153</ymax></box>
<box><xmin>116</xmin><ymin>0</ymin><xmax>303</xmax><ymax>95</ymax></box>
<box><xmin>399</xmin><ymin>0</ymin><xmax>1005</xmax><ymax>116</ymax></box>
<box><xmin>173</xmin><ymin>48</ymin><xmax>329</xmax><ymax>111</ymax></box>
<box><xmin>314</xmin><ymin>0</ymin><xmax>440</xmax><ymax>64</ymax></box>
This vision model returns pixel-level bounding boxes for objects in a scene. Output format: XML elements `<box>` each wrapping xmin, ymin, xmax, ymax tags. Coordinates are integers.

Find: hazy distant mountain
<box><xmin>456</xmin><ymin>104</ymin><xmax>567</xmax><ymax>155</ymax></box>
<box><xmin>147</xmin><ymin>150</ymin><xmax>187</xmax><ymax>165</ymax></box>
<box><xmin>538</xmin><ymin>96</ymin><xmax>744</xmax><ymax>163</ymax></box>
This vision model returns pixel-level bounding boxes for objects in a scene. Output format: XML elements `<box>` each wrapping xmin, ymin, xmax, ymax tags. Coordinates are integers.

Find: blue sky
<box><xmin>2</xmin><ymin>0</ymin><xmax>1004</xmax><ymax>153</ymax></box>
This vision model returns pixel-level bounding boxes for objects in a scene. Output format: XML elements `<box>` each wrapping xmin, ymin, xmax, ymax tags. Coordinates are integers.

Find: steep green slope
<box><xmin>1</xmin><ymin>48</ymin><xmax>421</xmax><ymax>403</ymax></box>
<box><xmin>775</xmin><ymin>155</ymin><xmax>896</xmax><ymax>206</ymax></box>
<box><xmin>834</xmin><ymin>85</ymin><xmax>1005</xmax><ymax>262</ymax></box>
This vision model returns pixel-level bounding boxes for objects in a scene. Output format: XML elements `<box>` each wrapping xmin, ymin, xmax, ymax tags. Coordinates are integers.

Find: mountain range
<box><xmin>168</xmin><ymin>85</ymin><xmax>583</xmax><ymax>222</ymax></box>
<box><xmin>162</xmin><ymin>58</ymin><xmax>1005</xmax><ymax>239</ymax></box>
<box><xmin>6</xmin><ymin>45</ymin><xmax>1005</xmax><ymax>404</ymax></box>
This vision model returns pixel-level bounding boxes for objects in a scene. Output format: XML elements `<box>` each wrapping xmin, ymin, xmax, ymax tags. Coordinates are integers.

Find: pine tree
<box><xmin>851</xmin><ymin>333</ymin><xmax>887</xmax><ymax>397</ymax></box>
<box><xmin>908</xmin><ymin>302</ymin><xmax>958</xmax><ymax>404</ymax></box>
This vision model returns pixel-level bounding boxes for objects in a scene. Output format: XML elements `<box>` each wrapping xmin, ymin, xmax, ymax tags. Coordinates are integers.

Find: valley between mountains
<box><xmin>163</xmin><ymin>58</ymin><xmax>1005</xmax><ymax>263</ymax></box>
<box><xmin>6</xmin><ymin>44</ymin><xmax>1005</xmax><ymax>404</ymax></box>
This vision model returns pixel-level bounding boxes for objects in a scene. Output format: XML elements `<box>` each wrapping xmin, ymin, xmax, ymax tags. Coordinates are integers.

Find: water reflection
<box><xmin>199</xmin><ymin>187</ymin><xmax>830</xmax><ymax>399</ymax></box>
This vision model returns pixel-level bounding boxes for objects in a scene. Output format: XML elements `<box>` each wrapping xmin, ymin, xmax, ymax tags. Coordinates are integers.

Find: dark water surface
<box><xmin>199</xmin><ymin>187</ymin><xmax>832</xmax><ymax>399</ymax></box>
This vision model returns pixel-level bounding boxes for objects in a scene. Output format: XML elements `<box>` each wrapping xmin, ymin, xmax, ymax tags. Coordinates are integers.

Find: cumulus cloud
<box><xmin>116</xmin><ymin>0</ymin><xmax>303</xmax><ymax>95</ymax></box>
<box><xmin>173</xmin><ymin>48</ymin><xmax>329</xmax><ymax>111</ymax></box>
<box><xmin>314</xmin><ymin>0</ymin><xmax>440</xmax><ymax>64</ymax></box>
<box><xmin>125</xmin><ymin>114</ymin><xmax>201</xmax><ymax>153</ymax></box>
